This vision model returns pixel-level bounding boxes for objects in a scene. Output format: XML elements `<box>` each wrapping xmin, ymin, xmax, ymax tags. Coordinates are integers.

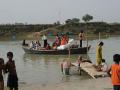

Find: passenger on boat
<box><xmin>37</xmin><ymin>40</ymin><xmax>41</xmax><ymax>47</ymax></box>
<box><xmin>60</xmin><ymin>59</ymin><xmax>71</xmax><ymax>75</ymax></box>
<box><xmin>45</xmin><ymin>43</ymin><xmax>51</xmax><ymax>50</ymax></box>
<box><xmin>64</xmin><ymin>34</ymin><xmax>69</xmax><ymax>43</ymax></box>
<box><xmin>29</xmin><ymin>41</ymin><xmax>34</xmax><ymax>49</ymax></box>
<box><xmin>61</xmin><ymin>34</ymin><xmax>68</xmax><ymax>45</ymax></box>
<box><xmin>55</xmin><ymin>34</ymin><xmax>61</xmax><ymax>46</ymax></box>
<box><xmin>0</xmin><ymin>58</ymin><xmax>5</xmax><ymax>90</ymax></box>
<box><xmin>34</xmin><ymin>41</ymin><xmax>41</xmax><ymax>50</ymax></box>
<box><xmin>52</xmin><ymin>42</ymin><xmax>57</xmax><ymax>50</ymax></box>
<box><xmin>22</xmin><ymin>40</ymin><xmax>28</xmax><ymax>46</ymax></box>
<box><xmin>79</xmin><ymin>30</ymin><xmax>85</xmax><ymax>47</ymax></box>
<box><xmin>56</xmin><ymin>34</ymin><xmax>60</xmax><ymax>41</ymax></box>
<box><xmin>42</xmin><ymin>34</ymin><xmax>47</xmax><ymax>48</ymax></box>
<box><xmin>30</xmin><ymin>41</ymin><xmax>36</xmax><ymax>50</ymax></box>
<box><xmin>34</xmin><ymin>41</ymin><xmax>39</xmax><ymax>50</ymax></box>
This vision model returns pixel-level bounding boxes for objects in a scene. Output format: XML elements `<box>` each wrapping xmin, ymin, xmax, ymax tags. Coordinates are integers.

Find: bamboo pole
<box><xmin>99</xmin><ymin>32</ymin><xmax>101</xmax><ymax>41</ymax></box>
<box><xmin>68</xmin><ymin>47</ymin><xmax>71</xmax><ymax>58</ymax></box>
<box><xmin>85</xmin><ymin>30</ymin><xmax>88</xmax><ymax>59</ymax></box>
<box><xmin>86</xmin><ymin>39</ymin><xmax>88</xmax><ymax>59</ymax></box>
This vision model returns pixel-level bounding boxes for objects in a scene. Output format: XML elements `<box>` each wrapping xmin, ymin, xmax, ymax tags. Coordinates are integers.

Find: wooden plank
<box><xmin>72</xmin><ymin>62</ymin><xmax>108</xmax><ymax>78</ymax></box>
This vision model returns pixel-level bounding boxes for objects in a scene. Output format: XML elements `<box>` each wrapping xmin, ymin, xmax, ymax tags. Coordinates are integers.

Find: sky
<box><xmin>0</xmin><ymin>0</ymin><xmax>120</xmax><ymax>24</ymax></box>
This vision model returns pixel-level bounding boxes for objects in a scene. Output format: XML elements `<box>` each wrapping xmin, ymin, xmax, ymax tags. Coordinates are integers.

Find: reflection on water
<box><xmin>22</xmin><ymin>53</ymin><xmax>90</xmax><ymax>85</ymax></box>
<box><xmin>23</xmin><ymin>53</ymin><xmax>89</xmax><ymax>62</ymax></box>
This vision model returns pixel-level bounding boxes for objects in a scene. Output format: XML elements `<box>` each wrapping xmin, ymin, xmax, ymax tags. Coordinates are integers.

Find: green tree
<box><xmin>82</xmin><ymin>14</ymin><xmax>93</xmax><ymax>23</ymax></box>
<box><xmin>65</xmin><ymin>19</ymin><xmax>72</xmax><ymax>24</ymax></box>
<box><xmin>71</xmin><ymin>18</ymin><xmax>80</xmax><ymax>24</ymax></box>
<box><xmin>53</xmin><ymin>21</ymin><xmax>61</xmax><ymax>26</ymax></box>
<box><xmin>65</xmin><ymin>18</ymin><xmax>80</xmax><ymax>24</ymax></box>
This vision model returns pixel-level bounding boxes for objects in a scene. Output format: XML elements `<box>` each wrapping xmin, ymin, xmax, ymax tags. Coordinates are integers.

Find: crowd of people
<box><xmin>0</xmin><ymin>52</ymin><xmax>18</xmax><ymax>90</ymax></box>
<box><xmin>60</xmin><ymin>54</ymin><xmax>120</xmax><ymax>90</ymax></box>
<box><xmin>23</xmin><ymin>33</ymin><xmax>70</xmax><ymax>50</ymax></box>
<box><xmin>23</xmin><ymin>30</ymin><xmax>87</xmax><ymax>51</ymax></box>
<box><xmin>60</xmin><ymin>38</ymin><xmax>120</xmax><ymax>90</ymax></box>
<box><xmin>29</xmin><ymin>40</ymin><xmax>41</xmax><ymax>50</ymax></box>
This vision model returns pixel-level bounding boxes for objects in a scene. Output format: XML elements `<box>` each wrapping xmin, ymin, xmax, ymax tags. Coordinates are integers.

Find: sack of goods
<box><xmin>57</xmin><ymin>39</ymin><xmax>75</xmax><ymax>50</ymax></box>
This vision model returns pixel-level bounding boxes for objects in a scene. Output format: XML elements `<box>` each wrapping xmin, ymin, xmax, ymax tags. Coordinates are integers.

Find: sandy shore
<box><xmin>19</xmin><ymin>77</ymin><xmax>112</xmax><ymax>90</ymax></box>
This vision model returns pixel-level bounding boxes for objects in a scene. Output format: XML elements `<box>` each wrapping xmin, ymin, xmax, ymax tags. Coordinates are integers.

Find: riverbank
<box><xmin>0</xmin><ymin>31</ymin><xmax>112</xmax><ymax>41</ymax></box>
<box><xmin>19</xmin><ymin>77</ymin><xmax>112</xmax><ymax>90</ymax></box>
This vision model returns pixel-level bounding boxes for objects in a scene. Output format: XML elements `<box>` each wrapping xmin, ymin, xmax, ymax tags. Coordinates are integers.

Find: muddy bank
<box><xmin>19</xmin><ymin>77</ymin><xmax>112</xmax><ymax>90</ymax></box>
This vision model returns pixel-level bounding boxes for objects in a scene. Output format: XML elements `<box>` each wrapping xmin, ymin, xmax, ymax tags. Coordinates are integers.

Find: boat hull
<box><xmin>22</xmin><ymin>46</ymin><xmax>91</xmax><ymax>55</ymax></box>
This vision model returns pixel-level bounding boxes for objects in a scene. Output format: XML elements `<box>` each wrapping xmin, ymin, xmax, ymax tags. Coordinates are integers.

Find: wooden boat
<box><xmin>22</xmin><ymin>45</ymin><xmax>91</xmax><ymax>55</ymax></box>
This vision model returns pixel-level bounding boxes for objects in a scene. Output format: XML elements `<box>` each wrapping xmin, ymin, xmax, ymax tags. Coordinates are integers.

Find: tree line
<box><xmin>0</xmin><ymin>14</ymin><xmax>120</xmax><ymax>35</ymax></box>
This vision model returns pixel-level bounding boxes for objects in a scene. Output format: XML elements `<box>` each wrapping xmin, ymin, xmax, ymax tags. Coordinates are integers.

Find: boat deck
<box><xmin>72</xmin><ymin>62</ymin><xmax>108</xmax><ymax>78</ymax></box>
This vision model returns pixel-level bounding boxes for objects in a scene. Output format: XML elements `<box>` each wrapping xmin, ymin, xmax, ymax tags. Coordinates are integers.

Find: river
<box><xmin>0</xmin><ymin>36</ymin><xmax>120</xmax><ymax>87</ymax></box>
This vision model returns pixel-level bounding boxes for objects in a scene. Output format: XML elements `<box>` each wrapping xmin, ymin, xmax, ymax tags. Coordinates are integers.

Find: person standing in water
<box><xmin>5</xmin><ymin>52</ymin><xmax>18</xmax><ymax>90</ymax></box>
<box><xmin>0</xmin><ymin>58</ymin><xmax>5</xmax><ymax>90</ymax></box>
<box><xmin>79</xmin><ymin>30</ymin><xmax>85</xmax><ymax>47</ymax></box>
<box><xmin>96</xmin><ymin>41</ymin><xmax>104</xmax><ymax>65</ymax></box>
<box><xmin>76</xmin><ymin>56</ymin><xmax>82</xmax><ymax>75</ymax></box>
<box><xmin>60</xmin><ymin>59</ymin><xmax>71</xmax><ymax>75</ymax></box>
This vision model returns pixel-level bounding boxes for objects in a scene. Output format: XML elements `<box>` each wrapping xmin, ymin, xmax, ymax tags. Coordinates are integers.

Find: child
<box><xmin>76</xmin><ymin>56</ymin><xmax>82</xmax><ymax>73</ymax></box>
<box><xmin>0</xmin><ymin>58</ymin><xmax>5</xmax><ymax>90</ymax></box>
<box><xmin>5</xmin><ymin>52</ymin><xmax>18</xmax><ymax>90</ymax></box>
<box><xmin>95</xmin><ymin>59</ymin><xmax>108</xmax><ymax>72</ymax></box>
<box><xmin>46</xmin><ymin>43</ymin><xmax>51</xmax><ymax>50</ymax></box>
<box><xmin>107</xmin><ymin>54</ymin><xmax>120</xmax><ymax>90</ymax></box>
<box><xmin>101</xmin><ymin>59</ymin><xmax>108</xmax><ymax>72</ymax></box>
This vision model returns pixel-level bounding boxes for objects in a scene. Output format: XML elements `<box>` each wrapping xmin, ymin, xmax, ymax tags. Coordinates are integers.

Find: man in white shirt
<box><xmin>42</xmin><ymin>34</ymin><xmax>47</xmax><ymax>48</ymax></box>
